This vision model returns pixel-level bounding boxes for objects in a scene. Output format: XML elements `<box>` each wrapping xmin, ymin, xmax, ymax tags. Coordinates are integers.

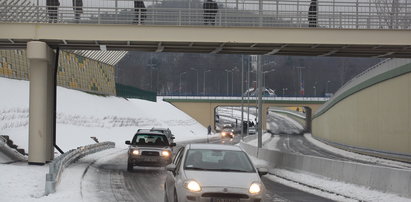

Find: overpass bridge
<box><xmin>162</xmin><ymin>95</ymin><xmax>327</xmax><ymax>131</ymax></box>
<box><xmin>1</xmin><ymin>0</ymin><xmax>411</xmax><ymax>164</ymax></box>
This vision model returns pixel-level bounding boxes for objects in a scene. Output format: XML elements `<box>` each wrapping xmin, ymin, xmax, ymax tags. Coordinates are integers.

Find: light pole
<box><xmin>313</xmin><ymin>86</ymin><xmax>317</xmax><ymax>97</ymax></box>
<box><xmin>203</xmin><ymin>70</ymin><xmax>211</xmax><ymax>95</ymax></box>
<box><xmin>282</xmin><ymin>88</ymin><xmax>288</xmax><ymax>97</ymax></box>
<box><xmin>190</xmin><ymin>68</ymin><xmax>199</xmax><ymax>95</ymax></box>
<box><xmin>325</xmin><ymin>80</ymin><xmax>331</xmax><ymax>96</ymax></box>
<box><xmin>263</xmin><ymin>69</ymin><xmax>275</xmax><ymax>88</ymax></box>
<box><xmin>231</xmin><ymin>67</ymin><xmax>238</xmax><ymax>96</ymax></box>
<box><xmin>179</xmin><ymin>72</ymin><xmax>186</xmax><ymax>95</ymax></box>
<box><xmin>225</xmin><ymin>69</ymin><xmax>232</xmax><ymax>95</ymax></box>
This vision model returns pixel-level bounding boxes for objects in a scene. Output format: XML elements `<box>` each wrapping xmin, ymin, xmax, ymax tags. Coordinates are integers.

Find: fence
<box><xmin>1</xmin><ymin>0</ymin><xmax>410</xmax><ymax>30</ymax></box>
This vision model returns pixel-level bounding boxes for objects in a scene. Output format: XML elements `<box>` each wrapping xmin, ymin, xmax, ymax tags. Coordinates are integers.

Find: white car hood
<box><xmin>184</xmin><ymin>170</ymin><xmax>260</xmax><ymax>189</ymax></box>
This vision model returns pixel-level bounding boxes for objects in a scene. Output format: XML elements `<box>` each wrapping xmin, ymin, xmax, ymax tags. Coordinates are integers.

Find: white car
<box><xmin>164</xmin><ymin>144</ymin><xmax>267</xmax><ymax>202</ymax></box>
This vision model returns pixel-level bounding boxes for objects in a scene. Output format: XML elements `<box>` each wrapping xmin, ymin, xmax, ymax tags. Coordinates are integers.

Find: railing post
<box><xmin>98</xmin><ymin>8</ymin><xmax>101</xmax><ymax>24</ymax></box>
<box><xmin>178</xmin><ymin>10</ymin><xmax>182</xmax><ymax>26</ymax></box>
<box><xmin>356</xmin><ymin>0</ymin><xmax>359</xmax><ymax>29</ymax></box>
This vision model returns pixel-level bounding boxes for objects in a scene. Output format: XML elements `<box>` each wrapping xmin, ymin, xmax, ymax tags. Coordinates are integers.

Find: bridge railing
<box><xmin>161</xmin><ymin>95</ymin><xmax>328</xmax><ymax>102</ymax></box>
<box><xmin>1</xmin><ymin>0</ymin><xmax>410</xmax><ymax>30</ymax></box>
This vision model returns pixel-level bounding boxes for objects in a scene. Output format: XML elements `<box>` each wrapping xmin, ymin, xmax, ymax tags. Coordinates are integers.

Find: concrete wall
<box><xmin>313</xmin><ymin>61</ymin><xmax>411</xmax><ymax>162</ymax></box>
<box><xmin>240</xmin><ymin>141</ymin><xmax>411</xmax><ymax>198</ymax></box>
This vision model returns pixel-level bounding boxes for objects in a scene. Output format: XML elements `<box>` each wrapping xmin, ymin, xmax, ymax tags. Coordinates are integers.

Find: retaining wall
<box><xmin>240</xmin><ymin>141</ymin><xmax>411</xmax><ymax>198</ymax></box>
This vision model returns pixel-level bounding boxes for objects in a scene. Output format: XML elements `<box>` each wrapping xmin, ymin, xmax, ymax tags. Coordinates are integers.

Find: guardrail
<box><xmin>161</xmin><ymin>96</ymin><xmax>329</xmax><ymax>102</ymax></box>
<box><xmin>240</xmin><ymin>140</ymin><xmax>411</xmax><ymax>198</ymax></box>
<box><xmin>0</xmin><ymin>135</ymin><xmax>27</xmax><ymax>161</ymax></box>
<box><xmin>45</xmin><ymin>141</ymin><xmax>115</xmax><ymax>195</ymax></box>
<box><xmin>1</xmin><ymin>0</ymin><xmax>410</xmax><ymax>30</ymax></box>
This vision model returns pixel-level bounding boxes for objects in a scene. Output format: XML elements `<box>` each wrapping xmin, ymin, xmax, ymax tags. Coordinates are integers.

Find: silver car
<box><xmin>164</xmin><ymin>144</ymin><xmax>267</xmax><ymax>202</ymax></box>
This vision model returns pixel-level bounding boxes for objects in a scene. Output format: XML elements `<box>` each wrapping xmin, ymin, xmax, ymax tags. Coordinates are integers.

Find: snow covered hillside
<box><xmin>0</xmin><ymin>77</ymin><xmax>208</xmax><ymax>152</ymax></box>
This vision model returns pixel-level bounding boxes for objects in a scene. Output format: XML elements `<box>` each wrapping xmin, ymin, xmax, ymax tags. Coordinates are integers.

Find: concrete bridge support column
<box><xmin>27</xmin><ymin>41</ymin><xmax>56</xmax><ymax>165</ymax></box>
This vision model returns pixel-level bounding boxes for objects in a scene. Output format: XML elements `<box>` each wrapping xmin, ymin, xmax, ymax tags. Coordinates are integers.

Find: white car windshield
<box><xmin>184</xmin><ymin>149</ymin><xmax>255</xmax><ymax>172</ymax></box>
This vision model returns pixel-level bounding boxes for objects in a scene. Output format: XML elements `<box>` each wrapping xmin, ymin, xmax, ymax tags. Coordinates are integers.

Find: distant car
<box><xmin>248</xmin><ymin>126</ymin><xmax>257</xmax><ymax>135</ymax></box>
<box><xmin>150</xmin><ymin>127</ymin><xmax>175</xmax><ymax>143</ymax></box>
<box><xmin>125</xmin><ymin>130</ymin><xmax>176</xmax><ymax>171</ymax></box>
<box><xmin>164</xmin><ymin>144</ymin><xmax>267</xmax><ymax>202</ymax></box>
<box><xmin>221</xmin><ymin>127</ymin><xmax>235</xmax><ymax>139</ymax></box>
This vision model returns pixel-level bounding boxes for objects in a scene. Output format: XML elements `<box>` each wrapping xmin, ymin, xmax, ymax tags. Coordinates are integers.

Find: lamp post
<box><xmin>325</xmin><ymin>80</ymin><xmax>331</xmax><ymax>96</ymax></box>
<box><xmin>179</xmin><ymin>72</ymin><xmax>187</xmax><ymax>95</ymax></box>
<box><xmin>231</xmin><ymin>67</ymin><xmax>238</xmax><ymax>96</ymax></box>
<box><xmin>263</xmin><ymin>69</ymin><xmax>275</xmax><ymax>88</ymax></box>
<box><xmin>282</xmin><ymin>88</ymin><xmax>288</xmax><ymax>97</ymax></box>
<box><xmin>225</xmin><ymin>69</ymin><xmax>232</xmax><ymax>95</ymax></box>
<box><xmin>203</xmin><ymin>70</ymin><xmax>211</xmax><ymax>95</ymax></box>
<box><xmin>313</xmin><ymin>86</ymin><xmax>317</xmax><ymax>97</ymax></box>
<box><xmin>190</xmin><ymin>68</ymin><xmax>199</xmax><ymax>95</ymax></box>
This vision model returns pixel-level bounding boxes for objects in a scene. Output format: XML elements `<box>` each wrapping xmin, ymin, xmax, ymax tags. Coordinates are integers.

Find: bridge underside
<box><xmin>1</xmin><ymin>23</ymin><xmax>411</xmax><ymax>58</ymax></box>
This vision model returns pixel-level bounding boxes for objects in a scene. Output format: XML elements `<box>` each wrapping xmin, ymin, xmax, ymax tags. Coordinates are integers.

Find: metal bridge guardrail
<box><xmin>316</xmin><ymin>58</ymin><xmax>411</xmax><ymax>114</ymax></box>
<box><xmin>1</xmin><ymin>0</ymin><xmax>410</xmax><ymax>30</ymax></box>
<box><xmin>161</xmin><ymin>95</ymin><xmax>329</xmax><ymax>102</ymax></box>
<box><xmin>45</xmin><ymin>141</ymin><xmax>115</xmax><ymax>195</ymax></box>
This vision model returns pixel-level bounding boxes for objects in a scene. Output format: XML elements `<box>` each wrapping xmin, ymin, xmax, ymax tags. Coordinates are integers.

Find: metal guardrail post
<box><xmin>44</xmin><ymin>142</ymin><xmax>115</xmax><ymax>195</ymax></box>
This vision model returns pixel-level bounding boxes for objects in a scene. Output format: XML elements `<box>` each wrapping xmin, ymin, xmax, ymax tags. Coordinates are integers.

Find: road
<box><xmin>80</xmin><ymin>135</ymin><xmax>335</xmax><ymax>202</ymax></box>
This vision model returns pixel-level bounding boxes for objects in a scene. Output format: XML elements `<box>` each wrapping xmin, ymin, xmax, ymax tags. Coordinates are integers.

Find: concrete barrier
<box><xmin>240</xmin><ymin>141</ymin><xmax>411</xmax><ymax>198</ymax></box>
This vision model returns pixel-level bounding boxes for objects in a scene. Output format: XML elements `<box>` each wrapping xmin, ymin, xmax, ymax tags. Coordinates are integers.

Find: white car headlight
<box><xmin>131</xmin><ymin>149</ymin><xmax>140</xmax><ymax>155</ymax></box>
<box><xmin>161</xmin><ymin>150</ymin><xmax>171</xmax><ymax>157</ymax></box>
<box><xmin>184</xmin><ymin>180</ymin><xmax>201</xmax><ymax>192</ymax></box>
<box><xmin>249</xmin><ymin>182</ymin><xmax>261</xmax><ymax>194</ymax></box>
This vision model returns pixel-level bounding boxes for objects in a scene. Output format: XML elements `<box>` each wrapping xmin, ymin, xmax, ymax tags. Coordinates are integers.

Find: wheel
<box><xmin>173</xmin><ymin>188</ymin><xmax>178</xmax><ymax>202</ymax></box>
<box><xmin>164</xmin><ymin>184</ymin><xmax>168</xmax><ymax>202</ymax></box>
<box><xmin>127</xmin><ymin>162</ymin><xmax>133</xmax><ymax>171</ymax></box>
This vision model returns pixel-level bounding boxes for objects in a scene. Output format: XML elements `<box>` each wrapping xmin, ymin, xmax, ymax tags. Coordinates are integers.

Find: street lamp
<box><xmin>231</xmin><ymin>67</ymin><xmax>238</xmax><ymax>96</ymax></box>
<box><xmin>263</xmin><ymin>69</ymin><xmax>275</xmax><ymax>88</ymax></box>
<box><xmin>190</xmin><ymin>68</ymin><xmax>199</xmax><ymax>95</ymax></box>
<box><xmin>179</xmin><ymin>72</ymin><xmax>187</xmax><ymax>95</ymax></box>
<box><xmin>313</xmin><ymin>86</ymin><xmax>317</xmax><ymax>97</ymax></box>
<box><xmin>225</xmin><ymin>69</ymin><xmax>232</xmax><ymax>95</ymax></box>
<box><xmin>325</xmin><ymin>80</ymin><xmax>331</xmax><ymax>96</ymax></box>
<box><xmin>282</xmin><ymin>88</ymin><xmax>288</xmax><ymax>97</ymax></box>
<box><xmin>203</xmin><ymin>70</ymin><xmax>211</xmax><ymax>95</ymax></box>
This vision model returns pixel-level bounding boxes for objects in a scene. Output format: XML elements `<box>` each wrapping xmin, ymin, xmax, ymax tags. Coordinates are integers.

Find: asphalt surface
<box><xmin>80</xmin><ymin>135</ymin><xmax>336</xmax><ymax>202</ymax></box>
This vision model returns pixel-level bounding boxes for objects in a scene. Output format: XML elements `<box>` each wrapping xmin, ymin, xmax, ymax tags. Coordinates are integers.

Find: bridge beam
<box><xmin>27</xmin><ymin>41</ymin><xmax>56</xmax><ymax>165</ymax></box>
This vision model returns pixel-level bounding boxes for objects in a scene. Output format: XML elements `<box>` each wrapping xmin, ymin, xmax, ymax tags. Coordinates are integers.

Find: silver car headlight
<box><xmin>184</xmin><ymin>180</ymin><xmax>202</xmax><ymax>192</ymax></box>
<box><xmin>249</xmin><ymin>182</ymin><xmax>262</xmax><ymax>194</ymax></box>
<box><xmin>161</xmin><ymin>150</ymin><xmax>171</xmax><ymax>157</ymax></box>
<box><xmin>131</xmin><ymin>149</ymin><xmax>140</xmax><ymax>155</ymax></box>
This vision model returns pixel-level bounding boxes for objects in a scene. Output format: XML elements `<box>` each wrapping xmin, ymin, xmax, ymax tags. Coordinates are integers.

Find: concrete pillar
<box><xmin>27</xmin><ymin>41</ymin><xmax>55</xmax><ymax>165</ymax></box>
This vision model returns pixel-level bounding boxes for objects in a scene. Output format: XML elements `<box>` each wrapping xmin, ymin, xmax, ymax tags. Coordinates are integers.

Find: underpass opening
<box><xmin>267</xmin><ymin>106</ymin><xmax>310</xmax><ymax>135</ymax></box>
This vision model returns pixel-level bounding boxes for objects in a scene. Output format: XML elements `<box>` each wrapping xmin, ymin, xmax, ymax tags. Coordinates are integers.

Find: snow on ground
<box><xmin>1</xmin><ymin>77</ymin><xmax>410</xmax><ymax>201</ymax></box>
<box><xmin>305</xmin><ymin>133</ymin><xmax>411</xmax><ymax>170</ymax></box>
<box><xmin>0</xmin><ymin>77</ymin><xmax>209</xmax><ymax>153</ymax></box>
<box><xmin>0</xmin><ymin>77</ymin><xmax>211</xmax><ymax>201</ymax></box>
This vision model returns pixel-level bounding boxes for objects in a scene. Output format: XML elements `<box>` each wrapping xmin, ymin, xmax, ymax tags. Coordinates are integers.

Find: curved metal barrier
<box><xmin>0</xmin><ymin>135</ymin><xmax>27</xmax><ymax>162</ymax></box>
<box><xmin>240</xmin><ymin>140</ymin><xmax>411</xmax><ymax>198</ymax></box>
<box><xmin>45</xmin><ymin>141</ymin><xmax>115</xmax><ymax>195</ymax></box>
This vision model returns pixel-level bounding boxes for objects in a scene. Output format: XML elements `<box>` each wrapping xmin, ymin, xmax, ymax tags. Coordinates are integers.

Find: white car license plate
<box><xmin>211</xmin><ymin>198</ymin><xmax>240</xmax><ymax>202</ymax></box>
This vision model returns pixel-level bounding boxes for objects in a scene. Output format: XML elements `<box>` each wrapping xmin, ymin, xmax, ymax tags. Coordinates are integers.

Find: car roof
<box><xmin>135</xmin><ymin>131</ymin><xmax>164</xmax><ymax>136</ymax></box>
<box><xmin>187</xmin><ymin>144</ymin><xmax>243</xmax><ymax>151</ymax></box>
<box><xmin>151</xmin><ymin>127</ymin><xmax>169</xmax><ymax>130</ymax></box>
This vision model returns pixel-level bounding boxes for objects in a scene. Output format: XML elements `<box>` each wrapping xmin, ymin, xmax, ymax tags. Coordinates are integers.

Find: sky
<box><xmin>0</xmin><ymin>76</ymin><xmax>410</xmax><ymax>202</ymax></box>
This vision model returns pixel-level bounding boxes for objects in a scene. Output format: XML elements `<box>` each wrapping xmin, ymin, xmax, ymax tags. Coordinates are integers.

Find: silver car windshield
<box><xmin>184</xmin><ymin>149</ymin><xmax>255</xmax><ymax>172</ymax></box>
<box><xmin>131</xmin><ymin>134</ymin><xmax>169</xmax><ymax>146</ymax></box>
